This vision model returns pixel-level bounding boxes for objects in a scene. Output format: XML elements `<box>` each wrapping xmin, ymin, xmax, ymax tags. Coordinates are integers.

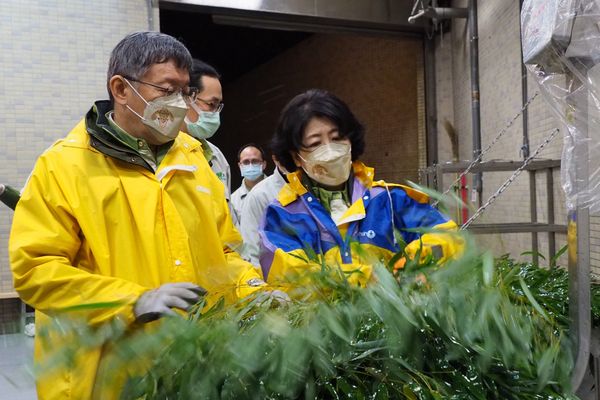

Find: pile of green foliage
<box><xmin>43</xmin><ymin>238</ymin><xmax>597</xmax><ymax>400</ymax></box>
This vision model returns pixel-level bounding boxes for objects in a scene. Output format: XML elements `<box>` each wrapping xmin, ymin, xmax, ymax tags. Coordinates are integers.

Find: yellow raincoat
<box><xmin>9</xmin><ymin>107</ymin><xmax>263</xmax><ymax>399</ymax></box>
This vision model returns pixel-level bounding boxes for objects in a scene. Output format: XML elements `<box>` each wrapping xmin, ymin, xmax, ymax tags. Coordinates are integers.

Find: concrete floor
<box><xmin>0</xmin><ymin>334</ymin><xmax>36</xmax><ymax>400</ymax></box>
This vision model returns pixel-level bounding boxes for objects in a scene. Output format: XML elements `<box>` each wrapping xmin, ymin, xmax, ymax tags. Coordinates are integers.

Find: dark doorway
<box><xmin>161</xmin><ymin>8</ymin><xmax>311</xmax><ymax>187</ymax></box>
<box><xmin>161</xmin><ymin>10</ymin><xmax>311</xmax><ymax>88</ymax></box>
<box><xmin>160</xmin><ymin>7</ymin><xmax>424</xmax><ymax>190</ymax></box>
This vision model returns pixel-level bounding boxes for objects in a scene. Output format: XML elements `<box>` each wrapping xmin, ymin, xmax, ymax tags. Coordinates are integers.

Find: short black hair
<box><xmin>237</xmin><ymin>143</ymin><xmax>266</xmax><ymax>162</ymax></box>
<box><xmin>189</xmin><ymin>59</ymin><xmax>221</xmax><ymax>90</ymax></box>
<box><xmin>271</xmin><ymin>89</ymin><xmax>365</xmax><ymax>172</ymax></box>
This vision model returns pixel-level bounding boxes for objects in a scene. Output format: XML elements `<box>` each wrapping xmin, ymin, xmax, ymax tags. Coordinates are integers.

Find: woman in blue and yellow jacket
<box><xmin>258</xmin><ymin>89</ymin><xmax>463</xmax><ymax>288</ymax></box>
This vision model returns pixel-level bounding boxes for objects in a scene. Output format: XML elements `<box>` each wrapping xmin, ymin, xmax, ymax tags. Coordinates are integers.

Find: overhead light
<box><xmin>210</xmin><ymin>0</ymin><xmax>262</xmax><ymax>9</ymax></box>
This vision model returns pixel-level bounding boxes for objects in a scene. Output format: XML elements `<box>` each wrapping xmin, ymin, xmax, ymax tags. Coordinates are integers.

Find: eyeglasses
<box><xmin>195</xmin><ymin>98</ymin><xmax>224</xmax><ymax>113</ymax></box>
<box><xmin>240</xmin><ymin>159</ymin><xmax>263</xmax><ymax>166</ymax></box>
<box><xmin>123</xmin><ymin>76</ymin><xmax>199</xmax><ymax>102</ymax></box>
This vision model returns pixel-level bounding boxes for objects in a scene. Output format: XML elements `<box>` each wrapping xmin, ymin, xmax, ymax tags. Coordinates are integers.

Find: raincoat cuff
<box><xmin>236</xmin><ymin>269</ymin><xmax>267</xmax><ymax>299</ymax></box>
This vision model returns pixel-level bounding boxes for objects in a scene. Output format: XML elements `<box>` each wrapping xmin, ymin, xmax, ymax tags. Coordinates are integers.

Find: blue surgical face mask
<box><xmin>240</xmin><ymin>164</ymin><xmax>263</xmax><ymax>181</ymax></box>
<box><xmin>185</xmin><ymin>108</ymin><xmax>221</xmax><ymax>140</ymax></box>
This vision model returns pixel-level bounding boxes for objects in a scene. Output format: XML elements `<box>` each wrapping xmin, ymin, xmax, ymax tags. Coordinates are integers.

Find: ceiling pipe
<box><xmin>424</xmin><ymin>37</ymin><xmax>438</xmax><ymax>166</ymax></box>
<box><xmin>469</xmin><ymin>0</ymin><xmax>482</xmax><ymax>207</ymax></box>
<box><xmin>147</xmin><ymin>0</ymin><xmax>157</xmax><ymax>30</ymax></box>
<box><xmin>408</xmin><ymin>7</ymin><xmax>468</xmax><ymax>24</ymax></box>
<box><xmin>408</xmin><ymin>1</ymin><xmax>481</xmax><ymax>206</ymax></box>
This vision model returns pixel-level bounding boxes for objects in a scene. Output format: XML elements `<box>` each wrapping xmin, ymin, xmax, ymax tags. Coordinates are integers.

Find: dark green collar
<box><xmin>198</xmin><ymin>138</ymin><xmax>213</xmax><ymax>162</ymax></box>
<box><xmin>301</xmin><ymin>172</ymin><xmax>352</xmax><ymax>213</ymax></box>
<box><xmin>86</xmin><ymin>101</ymin><xmax>173</xmax><ymax>172</ymax></box>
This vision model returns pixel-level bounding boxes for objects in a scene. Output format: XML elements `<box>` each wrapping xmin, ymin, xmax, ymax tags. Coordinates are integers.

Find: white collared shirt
<box><xmin>239</xmin><ymin>169</ymin><xmax>286</xmax><ymax>266</ymax></box>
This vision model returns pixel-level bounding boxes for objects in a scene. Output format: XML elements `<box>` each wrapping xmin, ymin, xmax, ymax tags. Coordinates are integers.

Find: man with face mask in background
<box><xmin>240</xmin><ymin>155</ymin><xmax>287</xmax><ymax>266</ymax></box>
<box><xmin>230</xmin><ymin>143</ymin><xmax>267</xmax><ymax>227</ymax></box>
<box><xmin>181</xmin><ymin>59</ymin><xmax>231</xmax><ymax>199</ymax></box>
<box><xmin>9</xmin><ymin>32</ymin><xmax>266</xmax><ymax>399</ymax></box>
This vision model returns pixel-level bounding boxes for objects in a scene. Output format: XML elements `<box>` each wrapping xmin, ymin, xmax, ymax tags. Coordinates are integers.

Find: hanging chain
<box><xmin>410</xmin><ymin>0</ymin><xmax>425</xmax><ymax>16</ymax></box>
<box><xmin>461</xmin><ymin>127</ymin><xmax>560</xmax><ymax>230</ymax></box>
<box><xmin>409</xmin><ymin>0</ymin><xmax>439</xmax><ymax>38</ymax></box>
<box><xmin>409</xmin><ymin>0</ymin><xmax>431</xmax><ymax>24</ymax></box>
<box><xmin>433</xmin><ymin>91</ymin><xmax>540</xmax><ymax>207</ymax></box>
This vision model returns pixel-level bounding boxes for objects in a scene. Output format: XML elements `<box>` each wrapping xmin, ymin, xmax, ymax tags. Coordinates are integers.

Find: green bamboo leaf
<box><xmin>350</xmin><ymin>346</ymin><xmax>386</xmax><ymax>361</ymax></box>
<box><xmin>520</xmin><ymin>250</ymin><xmax>546</xmax><ymax>261</ymax></box>
<box><xmin>482</xmin><ymin>252</ymin><xmax>494</xmax><ymax>286</ymax></box>
<box><xmin>321</xmin><ymin>307</ymin><xmax>352</xmax><ymax>342</ymax></box>
<box><xmin>519</xmin><ymin>276</ymin><xmax>550</xmax><ymax>322</ymax></box>
<box><xmin>41</xmin><ymin>252</ymin><xmax>582</xmax><ymax>399</ymax></box>
<box><xmin>402</xmin><ymin>384</ymin><xmax>418</xmax><ymax>400</ymax></box>
<box><xmin>336</xmin><ymin>377</ymin><xmax>353</xmax><ymax>396</ymax></box>
<box><xmin>61</xmin><ymin>300</ymin><xmax>126</xmax><ymax>311</ymax></box>
<box><xmin>374</xmin><ymin>384</ymin><xmax>390</xmax><ymax>400</ymax></box>
<box><xmin>550</xmin><ymin>245</ymin><xmax>568</xmax><ymax>267</ymax></box>
<box><xmin>536</xmin><ymin>346</ymin><xmax>557</xmax><ymax>391</ymax></box>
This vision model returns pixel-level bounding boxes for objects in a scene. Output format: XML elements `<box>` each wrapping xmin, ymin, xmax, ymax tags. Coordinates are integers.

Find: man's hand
<box><xmin>134</xmin><ymin>282</ymin><xmax>207</xmax><ymax>323</ymax></box>
<box><xmin>253</xmin><ymin>289</ymin><xmax>291</xmax><ymax>308</ymax></box>
<box><xmin>267</xmin><ymin>289</ymin><xmax>291</xmax><ymax>305</ymax></box>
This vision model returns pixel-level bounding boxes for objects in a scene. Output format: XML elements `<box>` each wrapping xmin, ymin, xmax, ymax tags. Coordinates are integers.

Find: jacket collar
<box><xmin>278</xmin><ymin>161</ymin><xmax>374</xmax><ymax>207</ymax></box>
<box><xmin>85</xmin><ymin>101</ymin><xmax>200</xmax><ymax>172</ymax></box>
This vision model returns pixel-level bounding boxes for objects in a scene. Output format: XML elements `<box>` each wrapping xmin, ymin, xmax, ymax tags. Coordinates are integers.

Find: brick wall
<box><xmin>212</xmin><ymin>33</ymin><xmax>424</xmax><ymax>188</ymax></box>
<box><xmin>436</xmin><ymin>0</ymin><xmax>569</xmax><ymax>266</ymax></box>
<box><xmin>0</xmin><ymin>0</ymin><xmax>155</xmax><ymax>324</ymax></box>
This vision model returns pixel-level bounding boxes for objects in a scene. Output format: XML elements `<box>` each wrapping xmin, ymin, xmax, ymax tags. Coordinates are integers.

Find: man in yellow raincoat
<box><xmin>9</xmin><ymin>31</ymin><xmax>265</xmax><ymax>399</ymax></box>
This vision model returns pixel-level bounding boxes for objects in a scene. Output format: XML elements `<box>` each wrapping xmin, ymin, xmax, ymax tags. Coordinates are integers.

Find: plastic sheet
<box><xmin>521</xmin><ymin>0</ymin><xmax>600</xmax><ymax>212</ymax></box>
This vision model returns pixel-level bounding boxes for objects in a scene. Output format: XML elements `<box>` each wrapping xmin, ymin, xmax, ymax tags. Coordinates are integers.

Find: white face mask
<box><xmin>125</xmin><ymin>79</ymin><xmax>188</xmax><ymax>144</ymax></box>
<box><xmin>299</xmin><ymin>142</ymin><xmax>352</xmax><ymax>187</ymax></box>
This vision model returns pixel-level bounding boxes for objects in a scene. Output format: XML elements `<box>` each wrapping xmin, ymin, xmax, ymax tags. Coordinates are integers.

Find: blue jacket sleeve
<box><xmin>391</xmin><ymin>188</ymin><xmax>462</xmax><ymax>261</ymax></box>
